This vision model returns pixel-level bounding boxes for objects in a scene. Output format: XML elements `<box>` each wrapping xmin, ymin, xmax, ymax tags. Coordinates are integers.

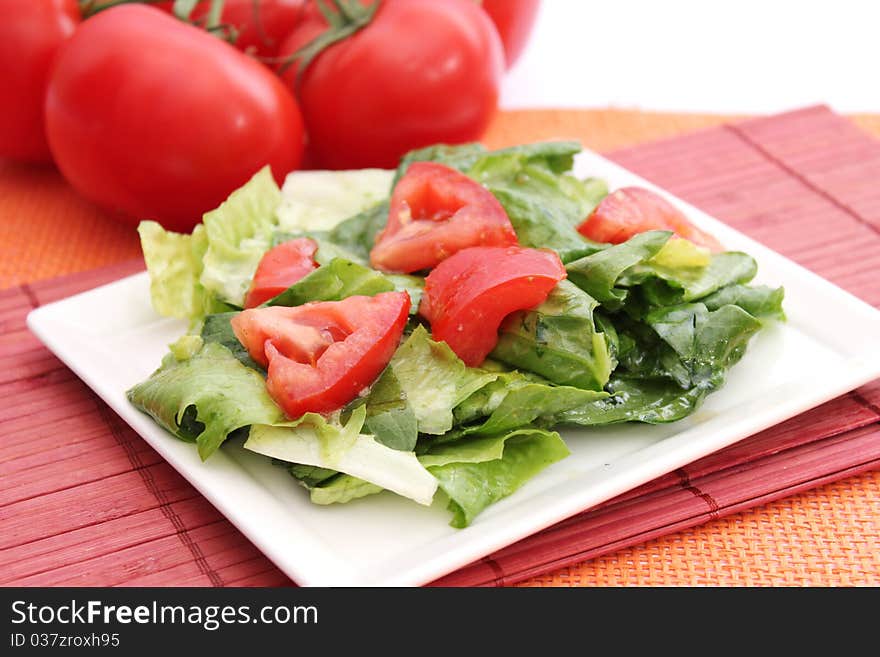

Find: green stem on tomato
<box><xmin>278</xmin><ymin>0</ymin><xmax>380</xmax><ymax>90</ymax></box>
<box><xmin>79</xmin><ymin>0</ymin><xmax>236</xmax><ymax>44</ymax></box>
<box><xmin>172</xmin><ymin>0</ymin><xmax>199</xmax><ymax>20</ymax></box>
<box><xmin>204</xmin><ymin>0</ymin><xmax>225</xmax><ymax>27</ymax></box>
<box><xmin>78</xmin><ymin>0</ymin><xmax>165</xmax><ymax>18</ymax></box>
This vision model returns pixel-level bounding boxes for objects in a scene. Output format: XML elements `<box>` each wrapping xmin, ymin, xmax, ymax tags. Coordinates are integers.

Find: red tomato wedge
<box><xmin>231</xmin><ymin>292</ymin><xmax>410</xmax><ymax>418</ymax></box>
<box><xmin>577</xmin><ymin>186</ymin><xmax>723</xmax><ymax>251</ymax></box>
<box><xmin>244</xmin><ymin>238</ymin><xmax>318</xmax><ymax>308</ymax></box>
<box><xmin>420</xmin><ymin>246</ymin><xmax>566</xmax><ymax>366</ymax></box>
<box><xmin>370</xmin><ymin>162</ymin><xmax>517</xmax><ymax>273</ymax></box>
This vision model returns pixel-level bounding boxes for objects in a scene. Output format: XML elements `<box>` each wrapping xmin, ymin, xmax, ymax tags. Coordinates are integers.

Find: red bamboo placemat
<box><xmin>1</xmin><ymin>105</ymin><xmax>879</xmax><ymax>587</ymax></box>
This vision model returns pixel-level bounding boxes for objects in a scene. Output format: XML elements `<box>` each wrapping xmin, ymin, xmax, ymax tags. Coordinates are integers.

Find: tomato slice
<box><xmin>244</xmin><ymin>238</ymin><xmax>319</xmax><ymax>308</ymax></box>
<box><xmin>420</xmin><ymin>246</ymin><xmax>566</xmax><ymax>366</ymax></box>
<box><xmin>577</xmin><ymin>186</ymin><xmax>723</xmax><ymax>251</ymax></box>
<box><xmin>370</xmin><ymin>162</ymin><xmax>517</xmax><ymax>273</ymax></box>
<box><xmin>232</xmin><ymin>291</ymin><xmax>410</xmax><ymax>418</ymax></box>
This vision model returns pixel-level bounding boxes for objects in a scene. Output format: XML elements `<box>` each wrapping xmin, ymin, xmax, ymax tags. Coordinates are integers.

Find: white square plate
<box><xmin>27</xmin><ymin>151</ymin><xmax>880</xmax><ymax>586</ymax></box>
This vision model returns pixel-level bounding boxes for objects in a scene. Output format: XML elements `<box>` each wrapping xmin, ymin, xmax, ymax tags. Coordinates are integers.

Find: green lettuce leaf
<box><xmin>701</xmin><ymin>284</ymin><xmax>786</xmax><ymax>321</ymax></box>
<box><xmin>557</xmin><ymin>375</ymin><xmax>710</xmax><ymax>425</ymax></box>
<box><xmin>468</xmin><ymin>142</ymin><xmax>607</xmax><ymax>262</ymax></box>
<box><xmin>635</xmin><ymin>252</ymin><xmax>758</xmax><ymax>306</ymax></box>
<box><xmin>285</xmin><ymin>461</ymin><xmax>383</xmax><ymax>506</ymax></box>
<box><xmin>449</xmin><ymin>372</ymin><xmax>607</xmax><ymax>439</ymax></box>
<box><xmin>558</xmin><ymin>303</ymin><xmax>765</xmax><ymax>426</ymax></box>
<box><xmin>385</xmin><ymin>274</ymin><xmax>424</xmax><ymax>313</ymax></box>
<box><xmin>266</xmin><ymin>258</ymin><xmax>394</xmax><ymax>306</ymax></box>
<box><xmin>286</xmin><ymin>464</ymin><xmax>383</xmax><ymax>505</ymax></box>
<box><xmin>199</xmin><ymin>312</ymin><xmax>261</xmax><ymax>371</ymax></box>
<box><xmin>380</xmin><ymin>326</ymin><xmax>497</xmax><ymax>435</ymax></box>
<box><xmin>127</xmin><ymin>341</ymin><xmax>283</xmax><ymax>460</ymax></box>
<box><xmin>470</xmin><ymin>141</ymin><xmax>582</xmax><ymax>177</ymax></box>
<box><xmin>137</xmin><ymin>221</ymin><xmax>220</xmax><ymax>321</ymax></box>
<box><xmin>360</xmin><ymin>367</ymin><xmax>419</xmax><ymax>451</ymax></box>
<box><xmin>418</xmin><ymin>431</ymin><xmax>528</xmax><ymax>468</ymax></box>
<box><xmin>394</xmin><ymin>142</ymin><xmax>488</xmax><ymax>183</ymax></box>
<box><xmin>326</xmin><ymin>201</ymin><xmax>390</xmax><ymax>261</ymax></box>
<box><xmin>611</xmin><ymin>314</ymin><xmax>682</xmax><ymax>383</ymax></box>
<box><xmin>646</xmin><ymin>236</ymin><xmax>712</xmax><ymax>269</ymax></box>
<box><xmin>309</xmin><ymin>475</ymin><xmax>383</xmax><ymax>505</ymax></box>
<box><xmin>645</xmin><ymin>302</ymin><xmax>763</xmax><ymax>387</ymax></box>
<box><xmin>245</xmin><ymin>406</ymin><xmax>437</xmax><ymax>506</ymax></box>
<box><xmin>421</xmin><ymin>429</ymin><xmax>570</xmax><ymax>528</ymax></box>
<box><xmin>452</xmin><ymin>371</ymin><xmax>529</xmax><ymax>427</ymax></box>
<box><xmin>199</xmin><ymin>167</ymin><xmax>282</xmax><ymax>307</ymax></box>
<box><xmin>154</xmin><ymin>167</ymin><xmax>395</xmax><ymax>311</ymax></box>
<box><xmin>287</xmin><ymin>464</ymin><xmax>338</xmax><ymax>488</ymax></box>
<box><xmin>492</xmin><ymin>280</ymin><xmax>613</xmax><ymax>391</ymax></box>
<box><xmin>565</xmin><ymin>230</ymin><xmax>672</xmax><ymax>306</ymax></box>
<box><xmin>276</xmin><ymin>169</ymin><xmax>393</xmax><ymax>233</ymax></box>
<box><xmin>168</xmin><ymin>334</ymin><xmax>204</xmax><ymax>361</ymax></box>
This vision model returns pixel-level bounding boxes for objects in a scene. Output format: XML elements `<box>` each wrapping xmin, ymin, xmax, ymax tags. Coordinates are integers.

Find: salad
<box><xmin>128</xmin><ymin>141</ymin><xmax>785</xmax><ymax>528</ymax></box>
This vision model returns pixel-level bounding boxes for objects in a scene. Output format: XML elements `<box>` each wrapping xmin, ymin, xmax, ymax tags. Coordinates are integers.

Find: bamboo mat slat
<box><xmin>1</xmin><ymin>105</ymin><xmax>878</xmax><ymax>587</ymax></box>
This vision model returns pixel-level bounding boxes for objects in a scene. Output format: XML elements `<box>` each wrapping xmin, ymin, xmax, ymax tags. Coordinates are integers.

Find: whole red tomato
<box><xmin>45</xmin><ymin>4</ymin><xmax>305</xmax><ymax>233</ymax></box>
<box><xmin>278</xmin><ymin>0</ymin><xmax>504</xmax><ymax>169</ymax></box>
<box><xmin>157</xmin><ymin>0</ymin><xmax>306</xmax><ymax>57</ymax></box>
<box><xmin>0</xmin><ymin>0</ymin><xmax>79</xmax><ymax>162</ymax></box>
<box><xmin>480</xmin><ymin>0</ymin><xmax>540</xmax><ymax>68</ymax></box>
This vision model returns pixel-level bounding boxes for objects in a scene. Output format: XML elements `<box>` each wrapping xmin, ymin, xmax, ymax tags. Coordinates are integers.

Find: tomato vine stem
<box><xmin>78</xmin><ymin>0</ymin><xmax>237</xmax><ymax>43</ymax></box>
<box><xmin>277</xmin><ymin>0</ymin><xmax>380</xmax><ymax>90</ymax></box>
<box><xmin>78</xmin><ymin>0</ymin><xmax>165</xmax><ymax>18</ymax></box>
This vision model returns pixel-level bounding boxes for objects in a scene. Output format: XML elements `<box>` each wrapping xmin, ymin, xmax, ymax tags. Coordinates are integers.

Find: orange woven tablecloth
<box><xmin>2</xmin><ymin>108</ymin><xmax>878</xmax><ymax>586</ymax></box>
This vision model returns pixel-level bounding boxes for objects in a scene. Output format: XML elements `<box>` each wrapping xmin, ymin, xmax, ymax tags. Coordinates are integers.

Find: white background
<box><xmin>500</xmin><ymin>0</ymin><xmax>880</xmax><ymax>113</ymax></box>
